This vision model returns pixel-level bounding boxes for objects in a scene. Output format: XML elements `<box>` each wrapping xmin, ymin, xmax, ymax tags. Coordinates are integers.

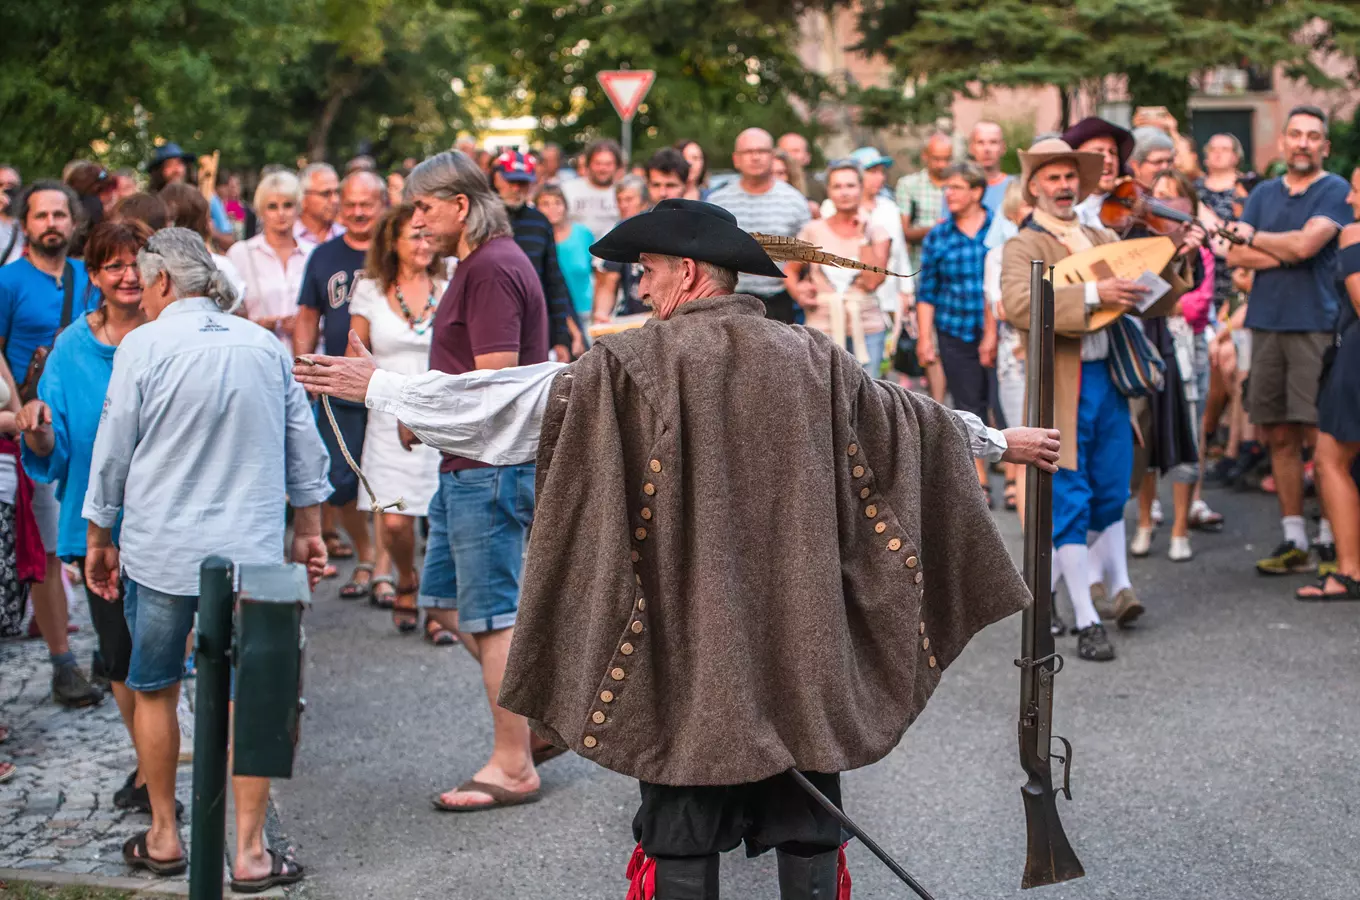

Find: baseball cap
<box><xmin>493</xmin><ymin>150</ymin><xmax>536</xmax><ymax>183</ymax></box>
<box><xmin>849</xmin><ymin>147</ymin><xmax>893</xmax><ymax>170</ymax></box>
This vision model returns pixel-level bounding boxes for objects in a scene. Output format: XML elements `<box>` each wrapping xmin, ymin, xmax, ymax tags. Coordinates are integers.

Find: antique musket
<box><xmin>1015</xmin><ymin>261</ymin><xmax>1085</xmax><ymax>888</ymax></box>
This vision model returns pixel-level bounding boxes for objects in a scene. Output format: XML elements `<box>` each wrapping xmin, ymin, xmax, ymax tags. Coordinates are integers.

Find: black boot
<box><xmin>776</xmin><ymin>847</ymin><xmax>840</xmax><ymax>900</ymax></box>
<box><xmin>653</xmin><ymin>854</ymin><xmax>720</xmax><ymax>899</ymax></box>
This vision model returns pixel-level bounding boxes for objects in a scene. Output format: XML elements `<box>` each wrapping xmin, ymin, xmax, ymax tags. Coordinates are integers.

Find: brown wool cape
<box><xmin>498</xmin><ymin>294</ymin><xmax>1030</xmax><ymax>786</ymax></box>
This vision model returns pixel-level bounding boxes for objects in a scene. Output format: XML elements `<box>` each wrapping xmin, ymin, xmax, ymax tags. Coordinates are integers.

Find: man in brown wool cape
<box><xmin>296</xmin><ymin>196</ymin><xmax>1056</xmax><ymax>899</ymax></box>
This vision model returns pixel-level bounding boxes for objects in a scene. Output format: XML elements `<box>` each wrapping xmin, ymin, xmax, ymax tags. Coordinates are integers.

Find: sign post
<box><xmin>597</xmin><ymin>70</ymin><xmax>655</xmax><ymax>165</ymax></box>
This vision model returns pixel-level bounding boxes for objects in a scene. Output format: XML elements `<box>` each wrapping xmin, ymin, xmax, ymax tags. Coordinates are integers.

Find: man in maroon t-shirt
<box><xmin>406</xmin><ymin>151</ymin><xmax>551</xmax><ymax>812</ymax></box>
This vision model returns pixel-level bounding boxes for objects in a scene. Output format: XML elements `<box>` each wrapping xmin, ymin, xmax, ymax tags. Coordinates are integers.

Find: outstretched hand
<box><xmin>293</xmin><ymin>330</ymin><xmax>378</xmax><ymax>404</ymax></box>
<box><xmin>1001</xmin><ymin>427</ymin><xmax>1061</xmax><ymax>473</ymax></box>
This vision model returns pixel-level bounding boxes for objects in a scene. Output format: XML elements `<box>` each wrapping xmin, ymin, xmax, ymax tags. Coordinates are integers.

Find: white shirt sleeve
<box><xmin>365</xmin><ymin>361</ymin><xmax>569</xmax><ymax>465</ymax></box>
<box><xmin>952</xmin><ymin>409</ymin><xmax>1009</xmax><ymax>464</ymax></box>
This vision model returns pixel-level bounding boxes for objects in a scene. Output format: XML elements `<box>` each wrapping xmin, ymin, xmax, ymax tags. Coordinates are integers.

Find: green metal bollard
<box><xmin>190</xmin><ymin>557</ymin><xmax>234</xmax><ymax>900</ymax></box>
<box><xmin>233</xmin><ymin>564</ymin><xmax>310</xmax><ymax>778</ymax></box>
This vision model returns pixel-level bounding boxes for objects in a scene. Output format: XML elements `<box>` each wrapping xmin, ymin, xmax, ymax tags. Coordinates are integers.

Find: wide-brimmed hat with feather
<box><xmin>590</xmin><ymin>198</ymin><xmax>908</xmax><ymax>282</ymax></box>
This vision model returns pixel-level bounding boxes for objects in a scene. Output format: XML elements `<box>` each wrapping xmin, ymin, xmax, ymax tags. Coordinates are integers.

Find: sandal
<box><xmin>432</xmin><ymin>779</ymin><xmax>541</xmax><ymax>813</ymax></box>
<box><xmin>229</xmin><ymin>848</ymin><xmax>305</xmax><ymax>894</ymax></box>
<box><xmin>122</xmin><ymin>831</ymin><xmax>187</xmax><ymax>876</ymax></box>
<box><xmin>0</xmin><ymin>761</ymin><xmax>15</xmax><ymax>784</ymax></box>
<box><xmin>1004</xmin><ymin>480</ymin><xmax>1018</xmax><ymax>511</ymax></box>
<box><xmin>424</xmin><ymin>615</ymin><xmax>456</xmax><ymax>645</ymax></box>
<box><xmin>339</xmin><ymin>562</ymin><xmax>374</xmax><ymax>601</ymax></box>
<box><xmin>370</xmin><ymin>574</ymin><xmax>396</xmax><ymax>609</ymax></box>
<box><xmin>393</xmin><ymin>583</ymin><xmax>420</xmax><ymax>634</ymax></box>
<box><xmin>323</xmin><ymin>531</ymin><xmax>355</xmax><ymax>560</ymax></box>
<box><xmin>1296</xmin><ymin>573</ymin><xmax>1360</xmax><ymax>602</ymax></box>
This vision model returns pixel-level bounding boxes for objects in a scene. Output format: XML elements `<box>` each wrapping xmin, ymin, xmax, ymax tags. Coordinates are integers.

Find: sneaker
<box><xmin>1076</xmin><ymin>623</ymin><xmax>1116</xmax><ymax>661</ymax></box>
<box><xmin>1111</xmin><ymin>587</ymin><xmax>1145</xmax><ymax>629</ymax></box>
<box><xmin>1169</xmin><ymin>535</ymin><xmax>1193</xmax><ymax>562</ymax></box>
<box><xmin>1050</xmin><ymin>609</ymin><xmax>1068</xmax><ymax>637</ymax></box>
<box><xmin>1316</xmin><ymin>543</ymin><xmax>1338</xmax><ymax>577</ymax></box>
<box><xmin>1150</xmin><ymin>499</ymin><xmax>1164</xmax><ymax>525</ymax></box>
<box><xmin>1131</xmin><ymin>526</ymin><xmax>1154</xmax><ymax>558</ymax></box>
<box><xmin>177</xmin><ymin>690</ymin><xmax>195</xmax><ymax>765</ymax></box>
<box><xmin>1256</xmin><ymin>541</ymin><xmax>1314</xmax><ymax>576</ymax></box>
<box><xmin>1091</xmin><ymin>583</ymin><xmax>1115</xmax><ymax>620</ymax></box>
<box><xmin>52</xmin><ymin>665</ymin><xmax>104</xmax><ymax>709</ymax></box>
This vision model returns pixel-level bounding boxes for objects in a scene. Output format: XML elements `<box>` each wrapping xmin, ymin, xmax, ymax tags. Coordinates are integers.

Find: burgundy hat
<box><xmin>1062</xmin><ymin>117</ymin><xmax>1135</xmax><ymax>167</ymax></box>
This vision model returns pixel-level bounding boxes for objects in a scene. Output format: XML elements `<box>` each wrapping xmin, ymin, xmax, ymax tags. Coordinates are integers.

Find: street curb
<box><xmin>0</xmin><ymin>867</ymin><xmax>284</xmax><ymax>898</ymax></box>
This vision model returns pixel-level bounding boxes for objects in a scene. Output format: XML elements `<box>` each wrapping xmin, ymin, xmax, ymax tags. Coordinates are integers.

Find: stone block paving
<box><xmin>0</xmin><ymin>615</ymin><xmax>195</xmax><ymax>886</ymax></box>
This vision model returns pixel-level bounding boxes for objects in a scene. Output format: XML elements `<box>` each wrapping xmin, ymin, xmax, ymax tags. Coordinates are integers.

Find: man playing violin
<box><xmin>1065</xmin><ymin>117</ymin><xmax>1133</xmax><ymax>229</ymax></box>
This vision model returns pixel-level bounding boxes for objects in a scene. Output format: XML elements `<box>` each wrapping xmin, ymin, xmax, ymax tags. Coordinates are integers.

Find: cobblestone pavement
<box><xmin>0</xmin><ymin>607</ymin><xmax>193</xmax><ymax>886</ymax></box>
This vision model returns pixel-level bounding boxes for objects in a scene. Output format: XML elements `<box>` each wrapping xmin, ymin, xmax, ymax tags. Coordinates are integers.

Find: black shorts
<box><xmin>316</xmin><ymin>399</ymin><xmax>367</xmax><ymax>507</ymax></box>
<box><xmin>72</xmin><ymin>557</ymin><xmax>133</xmax><ymax>683</ymax></box>
<box><xmin>937</xmin><ymin>331</ymin><xmax>989</xmax><ymax>418</ymax></box>
<box><xmin>633</xmin><ymin>771</ymin><xmax>844</xmax><ymax>859</ymax></box>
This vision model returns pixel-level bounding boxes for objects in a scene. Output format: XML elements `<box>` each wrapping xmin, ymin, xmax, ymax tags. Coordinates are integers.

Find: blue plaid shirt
<box><xmin>918</xmin><ymin>208</ymin><xmax>993</xmax><ymax>343</ymax></box>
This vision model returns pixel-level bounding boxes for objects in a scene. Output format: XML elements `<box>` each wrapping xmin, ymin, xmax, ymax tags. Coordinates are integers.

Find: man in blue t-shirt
<box><xmin>1228</xmin><ymin>105</ymin><xmax>1355</xmax><ymax>576</ymax></box>
<box><xmin>294</xmin><ymin>170</ymin><xmax>386</xmax><ymax>595</ymax></box>
<box><xmin>0</xmin><ymin>180</ymin><xmax>102</xmax><ymax>707</ymax></box>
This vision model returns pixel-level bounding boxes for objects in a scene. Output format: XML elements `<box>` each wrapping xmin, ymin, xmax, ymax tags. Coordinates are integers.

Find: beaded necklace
<box><xmin>395</xmin><ymin>280</ymin><xmax>437</xmax><ymax>335</ymax></box>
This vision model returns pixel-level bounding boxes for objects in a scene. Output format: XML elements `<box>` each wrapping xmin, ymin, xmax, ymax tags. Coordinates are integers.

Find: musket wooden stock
<box><xmin>1017</xmin><ymin>261</ymin><xmax>1085</xmax><ymax>889</ymax></box>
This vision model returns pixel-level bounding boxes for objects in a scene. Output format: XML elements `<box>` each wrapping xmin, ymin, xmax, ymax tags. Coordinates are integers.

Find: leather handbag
<box><xmin>1106</xmin><ymin>315</ymin><xmax>1166</xmax><ymax>399</ymax></box>
<box><xmin>18</xmin><ymin>261</ymin><xmax>75</xmax><ymax>403</ymax></box>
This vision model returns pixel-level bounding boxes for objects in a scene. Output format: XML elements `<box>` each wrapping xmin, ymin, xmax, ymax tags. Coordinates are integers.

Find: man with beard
<box><xmin>1227</xmin><ymin>106</ymin><xmax>1355</xmax><ymax>576</ymax></box>
<box><xmin>562</xmin><ymin>139</ymin><xmax>622</xmax><ymax>240</ymax></box>
<box><xmin>0</xmin><ymin>181</ymin><xmax>103</xmax><ymax>706</ymax></box>
<box><xmin>491</xmin><ymin>150</ymin><xmax>576</xmax><ymax>359</ymax></box>
<box><xmin>293</xmin><ymin>171</ymin><xmax>386</xmax><ymax>595</ymax></box>
<box><xmin>1001</xmin><ymin>139</ymin><xmax>1192</xmax><ymax>662</ymax></box>
<box><xmin>644</xmin><ymin>148</ymin><xmax>690</xmax><ymax>204</ymax></box>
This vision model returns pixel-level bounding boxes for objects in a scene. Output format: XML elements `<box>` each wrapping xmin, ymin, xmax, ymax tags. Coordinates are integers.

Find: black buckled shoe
<box><xmin>1076</xmin><ymin>623</ymin><xmax>1116</xmax><ymax>662</ymax></box>
<box><xmin>777</xmin><ymin>847</ymin><xmax>840</xmax><ymax>900</ymax></box>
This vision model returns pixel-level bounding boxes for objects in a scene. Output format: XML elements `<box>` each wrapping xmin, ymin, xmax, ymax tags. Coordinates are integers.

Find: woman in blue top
<box><xmin>536</xmin><ymin>184</ymin><xmax>595</xmax><ymax>327</ymax></box>
<box><xmin>19</xmin><ymin>220</ymin><xmax>155</xmax><ymax>810</ymax></box>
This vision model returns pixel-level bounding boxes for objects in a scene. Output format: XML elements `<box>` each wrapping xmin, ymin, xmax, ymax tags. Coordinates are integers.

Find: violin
<box><xmin>1099</xmin><ymin>177</ymin><xmax>1281</xmax><ymax>261</ymax></box>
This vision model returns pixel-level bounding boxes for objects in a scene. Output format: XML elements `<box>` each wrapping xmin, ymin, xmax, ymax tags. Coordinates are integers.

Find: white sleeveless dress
<box><xmin>347</xmin><ymin>276</ymin><xmax>445</xmax><ymax>515</ymax></box>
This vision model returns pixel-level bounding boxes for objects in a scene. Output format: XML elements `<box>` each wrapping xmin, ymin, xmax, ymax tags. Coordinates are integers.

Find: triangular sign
<box><xmin>597</xmin><ymin>70</ymin><xmax>656</xmax><ymax>123</ymax></box>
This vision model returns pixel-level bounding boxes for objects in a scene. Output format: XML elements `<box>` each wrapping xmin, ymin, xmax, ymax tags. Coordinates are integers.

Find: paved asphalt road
<box><xmin>276</xmin><ymin>483</ymin><xmax>1360</xmax><ymax>900</ymax></box>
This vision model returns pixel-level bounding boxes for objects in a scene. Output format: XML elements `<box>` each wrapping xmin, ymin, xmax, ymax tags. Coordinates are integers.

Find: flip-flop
<box><xmin>122</xmin><ymin>831</ymin><xmax>187</xmax><ymax>876</ymax></box>
<box><xmin>229</xmin><ymin>848</ymin><xmax>305</xmax><ymax>894</ymax></box>
<box><xmin>0</xmin><ymin>761</ymin><xmax>15</xmax><ymax>784</ymax></box>
<box><xmin>432</xmin><ymin>779</ymin><xmax>541</xmax><ymax>813</ymax></box>
<box><xmin>532</xmin><ymin>744</ymin><xmax>568</xmax><ymax>767</ymax></box>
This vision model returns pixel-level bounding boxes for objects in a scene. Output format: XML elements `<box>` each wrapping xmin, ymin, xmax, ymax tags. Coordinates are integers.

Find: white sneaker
<box><xmin>1150</xmin><ymin>499</ymin><xmax>1164</xmax><ymax>525</ymax></box>
<box><xmin>177</xmin><ymin>689</ymin><xmax>195</xmax><ymax>765</ymax></box>
<box><xmin>1169</xmin><ymin>535</ymin><xmax>1193</xmax><ymax>562</ymax></box>
<box><xmin>1130</xmin><ymin>526</ymin><xmax>1154</xmax><ymax>558</ymax></box>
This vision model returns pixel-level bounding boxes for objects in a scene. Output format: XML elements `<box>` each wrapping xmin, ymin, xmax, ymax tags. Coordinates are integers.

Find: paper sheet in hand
<box><xmin>1133</xmin><ymin>271</ymin><xmax>1171</xmax><ymax>313</ymax></box>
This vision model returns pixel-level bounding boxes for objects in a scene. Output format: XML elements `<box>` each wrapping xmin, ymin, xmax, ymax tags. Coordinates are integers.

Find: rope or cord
<box><xmin>298</xmin><ymin>358</ymin><xmax>406</xmax><ymax>512</ymax></box>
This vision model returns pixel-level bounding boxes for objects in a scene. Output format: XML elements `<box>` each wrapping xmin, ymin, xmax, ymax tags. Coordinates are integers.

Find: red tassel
<box><xmin>626</xmin><ymin>843</ymin><xmax>656</xmax><ymax>900</ymax></box>
<box><xmin>837</xmin><ymin>844</ymin><xmax>852</xmax><ymax>900</ymax></box>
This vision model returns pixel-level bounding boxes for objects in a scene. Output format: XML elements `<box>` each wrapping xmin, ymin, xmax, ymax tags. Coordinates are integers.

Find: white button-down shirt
<box><xmin>294</xmin><ymin>220</ymin><xmax>345</xmax><ymax>246</ymax></box>
<box><xmin>366</xmin><ymin>361</ymin><xmax>1008</xmax><ymax>465</ymax></box>
<box><xmin>84</xmin><ymin>296</ymin><xmax>332</xmax><ymax>596</ymax></box>
<box><xmin>227</xmin><ymin>235</ymin><xmax>314</xmax><ymax>345</ymax></box>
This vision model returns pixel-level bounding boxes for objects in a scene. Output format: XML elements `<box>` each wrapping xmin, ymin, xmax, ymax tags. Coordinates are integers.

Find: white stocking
<box><xmin>1086</xmin><ymin>529</ymin><xmax>1107</xmax><ymax>588</ymax></box>
<box><xmin>1056</xmin><ymin>543</ymin><xmax>1100</xmax><ymax>631</ymax></box>
<box><xmin>1096</xmin><ymin>520</ymin><xmax>1132</xmax><ymax>593</ymax></box>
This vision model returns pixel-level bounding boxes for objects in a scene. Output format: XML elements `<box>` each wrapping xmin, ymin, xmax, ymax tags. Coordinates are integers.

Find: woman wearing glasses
<box><xmin>17</xmin><ymin>221</ymin><xmax>152</xmax><ymax>804</ymax></box>
<box><xmin>226</xmin><ymin>171</ymin><xmax>313</xmax><ymax>346</ymax></box>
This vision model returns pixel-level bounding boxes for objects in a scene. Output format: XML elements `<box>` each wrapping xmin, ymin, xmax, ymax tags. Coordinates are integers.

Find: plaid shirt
<box><xmin>917</xmin><ymin>208</ymin><xmax>993</xmax><ymax>343</ymax></box>
<box><xmin>895</xmin><ymin>170</ymin><xmax>946</xmax><ymax>269</ymax></box>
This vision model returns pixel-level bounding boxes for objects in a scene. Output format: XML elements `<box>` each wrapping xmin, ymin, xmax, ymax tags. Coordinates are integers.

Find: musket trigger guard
<box><xmin>1049</xmin><ymin>734</ymin><xmax>1075</xmax><ymax>802</ymax></box>
<box><xmin>1013</xmin><ymin>651</ymin><xmax>1063</xmax><ymax>671</ymax></box>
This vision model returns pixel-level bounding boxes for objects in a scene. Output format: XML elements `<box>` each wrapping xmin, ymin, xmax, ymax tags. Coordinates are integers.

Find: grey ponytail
<box><xmin>138</xmin><ymin>227</ymin><xmax>239</xmax><ymax>312</ymax></box>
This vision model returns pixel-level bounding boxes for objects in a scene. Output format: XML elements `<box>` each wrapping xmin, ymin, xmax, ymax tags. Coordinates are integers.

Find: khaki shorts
<box><xmin>1246</xmin><ymin>330</ymin><xmax>1331</xmax><ymax>426</ymax></box>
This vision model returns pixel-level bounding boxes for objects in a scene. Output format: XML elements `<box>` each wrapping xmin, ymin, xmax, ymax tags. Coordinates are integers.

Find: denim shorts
<box><xmin>123</xmin><ymin>578</ymin><xmax>197</xmax><ymax>693</ymax></box>
<box><xmin>419</xmin><ymin>464</ymin><xmax>535</xmax><ymax>634</ymax></box>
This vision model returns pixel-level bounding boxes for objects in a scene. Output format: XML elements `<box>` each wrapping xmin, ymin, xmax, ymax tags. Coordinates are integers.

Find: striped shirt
<box><xmin>706</xmin><ymin>179</ymin><xmax>810</xmax><ymax>296</ymax></box>
<box><xmin>509</xmin><ymin>204</ymin><xmax>574</xmax><ymax>348</ymax></box>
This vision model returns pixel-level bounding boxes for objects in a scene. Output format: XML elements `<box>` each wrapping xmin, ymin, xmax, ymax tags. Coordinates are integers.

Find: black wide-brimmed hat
<box><xmin>1062</xmin><ymin>117</ymin><xmax>1135</xmax><ymax>168</ymax></box>
<box><xmin>590</xmin><ymin>198</ymin><xmax>785</xmax><ymax>278</ymax></box>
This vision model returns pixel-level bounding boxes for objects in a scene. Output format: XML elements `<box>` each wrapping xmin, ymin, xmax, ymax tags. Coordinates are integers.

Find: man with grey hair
<box><xmin>84</xmin><ymin>227</ymin><xmax>329</xmax><ymax>889</ymax></box>
<box><xmin>294</xmin><ymin>170</ymin><xmax>386</xmax><ymax>593</ymax></box>
<box><xmin>401</xmin><ymin>150</ymin><xmax>551</xmax><ymax>811</ymax></box>
<box><xmin>295</xmin><ymin>162</ymin><xmax>343</xmax><ymax>245</ymax></box>
<box><xmin>969</xmin><ymin>120</ymin><xmax>1013</xmax><ymax>214</ymax></box>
